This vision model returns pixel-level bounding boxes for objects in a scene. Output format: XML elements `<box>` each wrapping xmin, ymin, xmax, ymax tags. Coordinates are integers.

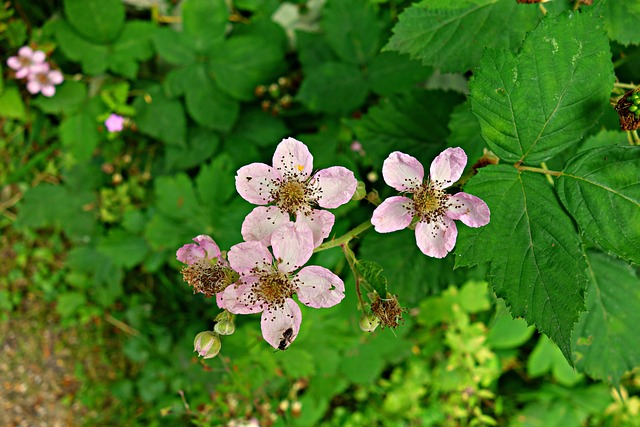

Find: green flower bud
<box><xmin>351</xmin><ymin>181</ymin><xmax>367</xmax><ymax>201</ymax></box>
<box><xmin>629</xmin><ymin>105</ymin><xmax>638</xmax><ymax>112</ymax></box>
<box><xmin>193</xmin><ymin>331</ymin><xmax>221</xmax><ymax>359</ymax></box>
<box><xmin>214</xmin><ymin>319</ymin><xmax>235</xmax><ymax>335</ymax></box>
<box><xmin>359</xmin><ymin>313</ymin><xmax>380</xmax><ymax>332</ymax></box>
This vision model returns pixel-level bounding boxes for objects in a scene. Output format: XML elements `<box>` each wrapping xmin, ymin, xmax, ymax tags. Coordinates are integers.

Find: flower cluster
<box><xmin>7</xmin><ymin>46</ymin><xmax>63</xmax><ymax>97</ymax></box>
<box><xmin>177</xmin><ymin>139</ymin><xmax>491</xmax><ymax>356</ymax></box>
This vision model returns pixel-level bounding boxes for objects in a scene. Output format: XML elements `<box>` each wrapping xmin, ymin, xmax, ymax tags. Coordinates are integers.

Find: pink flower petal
<box><xmin>7</xmin><ymin>57</ymin><xmax>22</xmax><ymax>71</ymax></box>
<box><xmin>220</xmin><ymin>280</ymin><xmax>263</xmax><ymax>314</ymax></box>
<box><xmin>176</xmin><ymin>243</ymin><xmax>206</xmax><ymax>264</ymax></box>
<box><xmin>382</xmin><ymin>151</ymin><xmax>424</xmax><ymax>192</ymax></box>
<box><xmin>311</xmin><ymin>166</ymin><xmax>357</xmax><ymax>209</ymax></box>
<box><xmin>18</xmin><ymin>46</ymin><xmax>33</xmax><ymax>57</ymax></box>
<box><xmin>296</xmin><ymin>266</ymin><xmax>345</xmax><ymax>308</ymax></box>
<box><xmin>228</xmin><ymin>241</ymin><xmax>272</xmax><ymax>274</ymax></box>
<box><xmin>32</xmin><ymin>50</ymin><xmax>47</xmax><ymax>64</ymax></box>
<box><xmin>296</xmin><ymin>209</ymin><xmax>335</xmax><ymax>248</ymax></box>
<box><xmin>15</xmin><ymin>68</ymin><xmax>30</xmax><ymax>79</ymax></box>
<box><xmin>272</xmin><ymin>137</ymin><xmax>314</xmax><ymax>180</ymax></box>
<box><xmin>192</xmin><ymin>235</ymin><xmax>222</xmax><ymax>260</ymax></box>
<box><xmin>235</xmin><ymin>163</ymin><xmax>281</xmax><ymax>205</ymax></box>
<box><xmin>48</xmin><ymin>70</ymin><xmax>64</xmax><ymax>85</ymax></box>
<box><xmin>260</xmin><ymin>298</ymin><xmax>301</xmax><ymax>350</ymax></box>
<box><xmin>415</xmin><ymin>217</ymin><xmax>458</xmax><ymax>258</ymax></box>
<box><xmin>241</xmin><ymin>206</ymin><xmax>291</xmax><ymax>247</ymax></box>
<box><xmin>447</xmin><ymin>192</ymin><xmax>490</xmax><ymax>227</ymax></box>
<box><xmin>371</xmin><ymin>196</ymin><xmax>414</xmax><ymax>233</ymax></box>
<box><xmin>429</xmin><ymin>147</ymin><xmax>467</xmax><ymax>189</ymax></box>
<box><xmin>26</xmin><ymin>80</ymin><xmax>41</xmax><ymax>94</ymax></box>
<box><xmin>41</xmin><ymin>84</ymin><xmax>55</xmax><ymax>97</ymax></box>
<box><xmin>271</xmin><ymin>222</ymin><xmax>314</xmax><ymax>273</ymax></box>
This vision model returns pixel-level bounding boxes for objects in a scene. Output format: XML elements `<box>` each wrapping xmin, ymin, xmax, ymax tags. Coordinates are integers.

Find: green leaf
<box><xmin>321</xmin><ymin>0</ymin><xmax>382</xmax><ymax>65</ymax></box>
<box><xmin>557</xmin><ymin>146</ymin><xmax>640</xmax><ymax>264</ymax></box>
<box><xmin>578</xmin><ymin>129</ymin><xmax>629</xmax><ymax>153</ymax></box>
<box><xmin>296</xmin><ymin>30</ymin><xmax>340</xmax><ymax>70</ymax></box>
<box><xmin>0</xmin><ymin>86</ymin><xmax>25</xmax><ymax>120</ymax></box>
<box><xmin>297</xmin><ymin>61</ymin><xmax>369</xmax><ymax>115</ymax></box>
<box><xmin>355</xmin><ymin>260</ymin><xmax>389</xmax><ymax>297</ymax></box>
<box><xmin>134</xmin><ymin>86</ymin><xmax>186</xmax><ymax>146</ymax></box>
<box><xmin>446</xmin><ymin>101</ymin><xmax>487</xmax><ymax>163</ymax></box>
<box><xmin>487</xmin><ymin>299</ymin><xmax>535</xmax><ymax>349</ymax></box>
<box><xmin>208</xmin><ymin>35</ymin><xmax>285</xmax><ymax>100</ymax></box>
<box><xmin>183</xmin><ymin>64</ymin><xmax>239</xmax><ymax>132</ymax></box>
<box><xmin>182</xmin><ymin>0</ymin><xmax>228</xmax><ymax>52</ymax></box>
<box><xmin>604</xmin><ymin>1</ymin><xmax>640</xmax><ymax>46</ymax></box>
<box><xmin>418</xmin><ymin>281</ymin><xmax>490</xmax><ymax>327</ymax></box>
<box><xmin>572</xmin><ymin>251</ymin><xmax>640</xmax><ymax>384</ymax></box>
<box><xmin>59</xmin><ymin>101</ymin><xmax>102</xmax><ymax>161</ymax></box>
<box><xmin>153</xmin><ymin>27</ymin><xmax>196</xmax><ymax>65</ymax></box>
<box><xmin>56</xmin><ymin>292</ymin><xmax>88</xmax><ymax>318</ymax></box>
<box><xmin>227</xmin><ymin>108</ymin><xmax>289</xmax><ymax>147</ymax></box>
<box><xmin>367</xmin><ymin>51</ymin><xmax>432</xmax><ymax>96</ymax></box>
<box><xmin>52</xmin><ymin>19</ymin><xmax>109</xmax><ymax>75</ymax></box>
<box><xmin>386</xmin><ymin>0</ymin><xmax>539</xmax><ymax>73</ymax></box>
<box><xmin>63</xmin><ymin>0</ymin><xmax>124</xmax><ymax>43</ymax></box>
<box><xmin>469</xmin><ymin>10</ymin><xmax>615</xmax><ymax>164</ymax></box>
<box><xmin>32</xmin><ymin>81</ymin><xmax>87</xmax><ymax>114</ymax></box>
<box><xmin>195</xmin><ymin>154</ymin><xmax>236</xmax><ymax>208</ymax></box>
<box><xmin>110</xmin><ymin>21</ymin><xmax>156</xmax><ymax>79</ymax></box>
<box><xmin>164</xmin><ymin>127</ymin><xmax>220</xmax><ymax>172</ymax></box>
<box><xmin>97</xmin><ymin>229</ymin><xmax>150</xmax><ymax>269</ymax></box>
<box><xmin>455</xmin><ymin>166</ymin><xmax>588</xmax><ymax>360</ymax></box>
<box><xmin>528</xmin><ymin>334</ymin><xmax>584</xmax><ymax>386</ymax></box>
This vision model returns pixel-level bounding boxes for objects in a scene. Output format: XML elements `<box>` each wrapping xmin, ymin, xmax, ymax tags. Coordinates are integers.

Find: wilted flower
<box><xmin>371</xmin><ymin>148</ymin><xmax>490</xmax><ymax>258</ymax></box>
<box><xmin>26</xmin><ymin>63</ymin><xmax>63</xmax><ymax>97</ymax></box>
<box><xmin>105</xmin><ymin>114</ymin><xmax>125</xmax><ymax>132</ymax></box>
<box><xmin>176</xmin><ymin>235</ymin><xmax>238</xmax><ymax>303</ymax></box>
<box><xmin>6</xmin><ymin>46</ymin><xmax>47</xmax><ymax>79</ymax></box>
<box><xmin>219</xmin><ymin>222</ymin><xmax>345</xmax><ymax>350</ymax></box>
<box><xmin>236</xmin><ymin>137</ymin><xmax>357</xmax><ymax>247</ymax></box>
<box><xmin>370</xmin><ymin>293</ymin><xmax>405</xmax><ymax>329</ymax></box>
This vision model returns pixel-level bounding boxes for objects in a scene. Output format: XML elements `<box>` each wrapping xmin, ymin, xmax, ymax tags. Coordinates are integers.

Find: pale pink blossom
<box><xmin>7</xmin><ymin>46</ymin><xmax>47</xmax><ymax>79</ymax></box>
<box><xmin>105</xmin><ymin>114</ymin><xmax>125</xmax><ymax>132</ymax></box>
<box><xmin>177</xmin><ymin>235</ymin><xmax>238</xmax><ymax>303</ymax></box>
<box><xmin>371</xmin><ymin>148</ymin><xmax>490</xmax><ymax>258</ymax></box>
<box><xmin>219</xmin><ymin>222</ymin><xmax>345</xmax><ymax>350</ymax></box>
<box><xmin>236</xmin><ymin>137</ymin><xmax>357</xmax><ymax>247</ymax></box>
<box><xmin>26</xmin><ymin>63</ymin><xmax>63</xmax><ymax>97</ymax></box>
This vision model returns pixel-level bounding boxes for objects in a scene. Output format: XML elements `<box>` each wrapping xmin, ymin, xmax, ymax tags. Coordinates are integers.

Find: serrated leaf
<box><xmin>557</xmin><ymin>146</ymin><xmax>640</xmax><ymax>264</ymax></box>
<box><xmin>153</xmin><ymin>27</ymin><xmax>196</xmax><ymax>65</ymax></box>
<box><xmin>321</xmin><ymin>0</ymin><xmax>382</xmax><ymax>65</ymax></box>
<box><xmin>110</xmin><ymin>21</ymin><xmax>156</xmax><ymax>79</ymax></box>
<box><xmin>455</xmin><ymin>166</ymin><xmax>588</xmax><ymax>360</ymax></box>
<box><xmin>53</xmin><ymin>19</ymin><xmax>109</xmax><ymax>75</ymax></box>
<box><xmin>63</xmin><ymin>0</ymin><xmax>124</xmax><ymax>43</ymax></box>
<box><xmin>368</xmin><ymin>51</ymin><xmax>432</xmax><ymax>96</ymax></box>
<box><xmin>97</xmin><ymin>229</ymin><xmax>150</xmax><ymax>269</ymax></box>
<box><xmin>0</xmin><ymin>86</ymin><xmax>25</xmax><ymax>120</ymax></box>
<box><xmin>446</xmin><ymin>101</ymin><xmax>487</xmax><ymax>163</ymax></box>
<box><xmin>470</xmin><ymin>10</ymin><xmax>614</xmax><ymax>164</ymax></box>
<box><xmin>604</xmin><ymin>1</ymin><xmax>640</xmax><ymax>46</ymax></box>
<box><xmin>296</xmin><ymin>30</ymin><xmax>340</xmax><ymax>70</ymax></box>
<box><xmin>33</xmin><ymin>81</ymin><xmax>87</xmax><ymax>114</ymax></box>
<box><xmin>355</xmin><ymin>260</ymin><xmax>388</xmax><ymax>297</ymax></box>
<box><xmin>134</xmin><ymin>86</ymin><xmax>186</xmax><ymax>146</ymax></box>
<box><xmin>297</xmin><ymin>61</ymin><xmax>369</xmax><ymax>115</ymax></box>
<box><xmin>195</xmin><ymin>154</ymin><xmax>236</xmax><ymax>208</ymax></box>
<box><xmin>182</xmin><ymin>0</ymin><xmax>228</xmax><ymax>52</ymax></box>
<box><xmin>59</xmin><ymin>103</ymin><xmax>102</xmax><ymax>161</ymax></box>
<box><xmin>184</xmin><ymin>64</ymin><xmax>239</xmax><ymax>132</ymax></box>
<box><xmin>571</xmin><ymin>251</ymin><xmax>640</xmax><ymax>384</ymax></box>
<box><xmin>164</xmin><ymin>127</ymin><xmax>220</xmax><ymax>172</ymax></box>
<box><xmin>386</xmin><ymin>0</ymin><xmax>539</xmax><ymax>73</ymax></box>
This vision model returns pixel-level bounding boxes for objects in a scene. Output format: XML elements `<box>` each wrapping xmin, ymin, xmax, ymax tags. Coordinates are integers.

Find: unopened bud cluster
<box><xmin>255</xmin><ymin>75</ymin><xmax>298</xmax><ymax>116</ymax></box>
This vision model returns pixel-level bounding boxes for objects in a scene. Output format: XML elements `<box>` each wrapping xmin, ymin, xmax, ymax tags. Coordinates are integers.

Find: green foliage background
<box><xmin>1</xmin><ymin>0</ymin><xmax>639</xmax><ymax>425</ymax></box>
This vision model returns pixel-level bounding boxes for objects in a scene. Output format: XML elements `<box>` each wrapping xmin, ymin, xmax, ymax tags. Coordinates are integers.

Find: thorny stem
<box><xmin>341</xmin><ymin>243</ymin><xmax>367</xmax><ymax>311</ymax></box>
<box><xmin>313</xmin><ymin>220</ymin><xmax>372</xmax><ymax>253</ymax></box>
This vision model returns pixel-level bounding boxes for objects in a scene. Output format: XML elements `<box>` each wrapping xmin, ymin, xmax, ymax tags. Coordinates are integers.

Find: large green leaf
<box><xmin>153</xmin><ymin>27</ymin><xmax>196</xmax><ymax>65</ymax></box>
<box><xmin>386</xmin><ymin>0</ymin><xmax>539</xmax><ymax>73</ymax></box>
<box><xmin>557</xmin><ymin>146</ymin><xmax>640</xmax><ymax>264</ymax></box>
<box><xmin>134</xmin><ymin>85</ymin><xmax>187</xmax><ymax>147</ymax></box>
<box><xmin>572</xmin><ymin>251</ymin><xmax>640</xmax><ymax>384</ymax></box>
<box><xmin>455</xmin><ymin>166</ymin><xmax>588</xmax><ymax>360</ymax></box>
<box><xmin>53</xmin><ymin>19</ymin><xmax>109</xmax><ymax>75</ymax></box>
<box><xmin>182</xmin><ymin>0</ymin><xmax>228</xmax><ymax>52</ymax></box>
<box><xmin>321</xmin><ymin>0</ymin><xmax>382</xmax><ymax>65</ymax></box>
<box><xmin>0</xmin><ymin>86</ymin><xmax>25</xmax><ymax>121</ymax></box>
<box><xmin>469</xmin><ymin>10</ymin><xmax>614</xmax><ymax>164</ymax></box>
<box><xmin>604</xmin><ymin>1</ymin><xmax>640</xmax><ymax>46</ymax></box>
<box><xmin>367</xmin><ymin>51</ymin><xmax>432</xmax><ymax>96</ymax></box>
<box><xmin>110</xmin><ymin>21</ymin><xmax>156</xmax><ymax>79</ymax></box>
<box><xmin>63</xmin><ymin>0</ymin><xmax>124</xmax><ymax>43</ymax></box>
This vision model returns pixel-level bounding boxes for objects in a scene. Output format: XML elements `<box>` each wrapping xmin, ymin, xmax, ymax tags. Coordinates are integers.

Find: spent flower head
<box><xmin>371</xmin><ymin>148</ymin><xmax>490</xmax><ymax>258</ymax></box>
<box><xmin>236</xmin><ymin>137</ymin><xmax>357</xmax><ymax>247</ymax></box>
<box><xmin>219</xmin><ymin>222</ymin><xmax>345</xmax><ymax>350</ymax></box>
<box><xmin>26</xmin><ymin>63</ymin><xmax>63</xmax><ymax>97</ymax></box>
<box><xmin>177</xmin><ymin>235</ymin><xmax>239</xmax><ymax>303</ymax></box>
<box><xmin>7</xmin><ymin>46</ymin><xmax>47</xmax><ymax>79</ymax></box>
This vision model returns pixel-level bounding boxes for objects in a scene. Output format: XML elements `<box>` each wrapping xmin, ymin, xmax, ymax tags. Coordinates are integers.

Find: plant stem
<box><xmin>313</xmin><ymin>220</ymin><xmax>372</xmax><ymax>253</ymax></box>
<box><xmin>516</xmin><ymin>165</ymin><xmax>563</xmax><ymax>177</ymax></box>
<box><xmin>341</xmin><ymin>243</ymin><xmax>367</xmax><ymax>310</ymax></box>
<box><xmin>614</xmin><ymin>82</ymin><xmax>638</xmax><ymax>90</ymax></box>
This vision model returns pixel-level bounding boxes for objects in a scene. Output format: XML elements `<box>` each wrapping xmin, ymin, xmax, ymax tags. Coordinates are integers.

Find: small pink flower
<box><xmin>26</xmin><ymin>63</ymin><xmax>64</xmax><ymax>97</ymax></box>
<box><xmin>7</xmin><ymin>46</ymin><xmax>47</xmax><ymax>79</ymax></box>
<box><xmin>219</xmin><ymin>222</ymin><xmax>345</xmax><ymax>350</ymax></box>
<box><xmin>236</xmin><ymin>137</ymin><xmax>357</xmax><ymax>247</ymax></box>
<box><xmin>371</xmin><ymin>148</ymin><xmax>490</xmax><ymax>258</ymax></box>
<box><xmin>105</xmin><ymin>114</ymin><xmax>125</xmax><ymax>132</ymax></box>
<box><xmin>177</xmin><ymin>235</ymin><xmax>238</xmax><ymax>303</ymax></box>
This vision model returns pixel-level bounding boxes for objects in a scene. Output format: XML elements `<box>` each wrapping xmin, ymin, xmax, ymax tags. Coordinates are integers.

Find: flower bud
<box><xmin>214</xmin><ymin>319</ymin><xmax>235</xmax><ymax>335</ymax></box>
<box><xmin>193</xmin><ymin>331</ymin><xmax>221</xmax><ymax>359</ymax></box>
<box><xmin>351</xmin><ymin>181</ymin><xmax>367</xmax><ymax>201</ymax></box>
<box><xmin>359</xmin><ymin>313</ymin><xmax>380</xmax><ymax>332</ymax></box>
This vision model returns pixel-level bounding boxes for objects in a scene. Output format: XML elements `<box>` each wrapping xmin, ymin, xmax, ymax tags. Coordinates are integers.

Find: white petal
<box><xmin>261</xmin><ymin>299</ymin><xmax>301</xmax><ymax>350</ymax></box>
<box><xmin>241</xmin><ymin>206</ymin><xmax>291</xmax><ymax>247</ymax></box>
<box><xmin>382</xmin><ymin>151</ymin><xmax>424</xmax><ymax>192</ymax></box>
<box><xmin>272</xmin><ymin>137</ymin><xmax>314</xmax><ymax>180</ymax></box>
<box><xmin>41</xmin><ymin>85</ymin><xmax>55</xmax><ymax>97</ymax></box>
<box><xmin>447</xmin><ymin>192</ymin><xmax>490</xmax><ymax>227</ymax></box>
<box><xmin>228</xmin><ymin>241</ymin><xmax>272</xmax><ymax>274</ymax></box>
<box><xmin>271</xmin><ymin>222</ymin><xmax>314</xmax><ymax>272</ymax></box>
<box><xmin>429</xmin><ymin>147</ymin><xmax>467</xmax><ymax>189</ymax></box>
<box><xmin>296</xmin><ymin>266</ymin><xmax>345</xmax><ymax>308</ymax></box>
<box><xmin>295</xmin><ymin>209</ymin><xmax>335</xmax><ymax>248</ymax></box>
<box><xmin>47</xmin><ymin>70</ymin><xmax>64</xmax><ymax>84</ymax></box>
<box><xmin>371</xmin><ymin>196</ymin><xmax>414</xmax><ymax>233</ymax></box>
<box><xmin>220</xmin><ymin>281</ymin><xmax>263</xmax><ymax>314</ymax></box>
<box><xmin>311</xmin><ymin>166</ymin><xmax>357</xmax><ymax>208</ymax></box>
<box><xmin>415</xmin><ymin>217</ymin><xmax>457</xmax><ymax>258</ymax></box>
<box><xmin>235</xmin><ymin>163</ymin><xmax>281</xmax><ymax>205</ymax></box>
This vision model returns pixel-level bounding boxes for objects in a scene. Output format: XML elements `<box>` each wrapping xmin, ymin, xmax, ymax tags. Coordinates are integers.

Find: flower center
<box><xmin>411</xmin><ymin>182</ymin><xmax>449</xmax><ymax>223</ymax></box>
<box><xmin>273</xmin><ymin>179</ymin><xmax>315</xmax><ymax>215</ymax></box>
<box><xmin>20</xmin><ymin>57</ymin><xmax>32</xmax><ymax>67</ymax></box>
<box><xmin>252</xmin><ymin>270</ymin><xmax>296</xmax><ymax>309</ymax></box>
<box><xmin>181</xmin><ymin>259</ymin><xmax>229</xmax><ymax>297</ymax></box>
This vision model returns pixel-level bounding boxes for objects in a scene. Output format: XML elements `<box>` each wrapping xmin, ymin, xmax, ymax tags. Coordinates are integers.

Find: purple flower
<box><xmin>7</xmin><ymin>46</ymin><xmax>47</xmax><ymax>79</ymax></box>
<box><xmin>219</xmin><ymin>222</ymin><xmax>345</xmax><ymax>350</ymax></box>
<box><xmin>105</xmin><ymin>114</ymin><xmax>125</xmax><ymax>132</ymax></box>
<box><xmin>236</xmin><ymin>137</ymin><xmax>357</xmax><ymax>247</ymax></box>
<box><xmin>26</xmin><ymin>63</ymin><xmax>63</xmax><ymax>97</ymax></box>
<box><xmin>371</xmin><ymin>148</ymin><xmax>490</xmax><ymax>258</ymax></box>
